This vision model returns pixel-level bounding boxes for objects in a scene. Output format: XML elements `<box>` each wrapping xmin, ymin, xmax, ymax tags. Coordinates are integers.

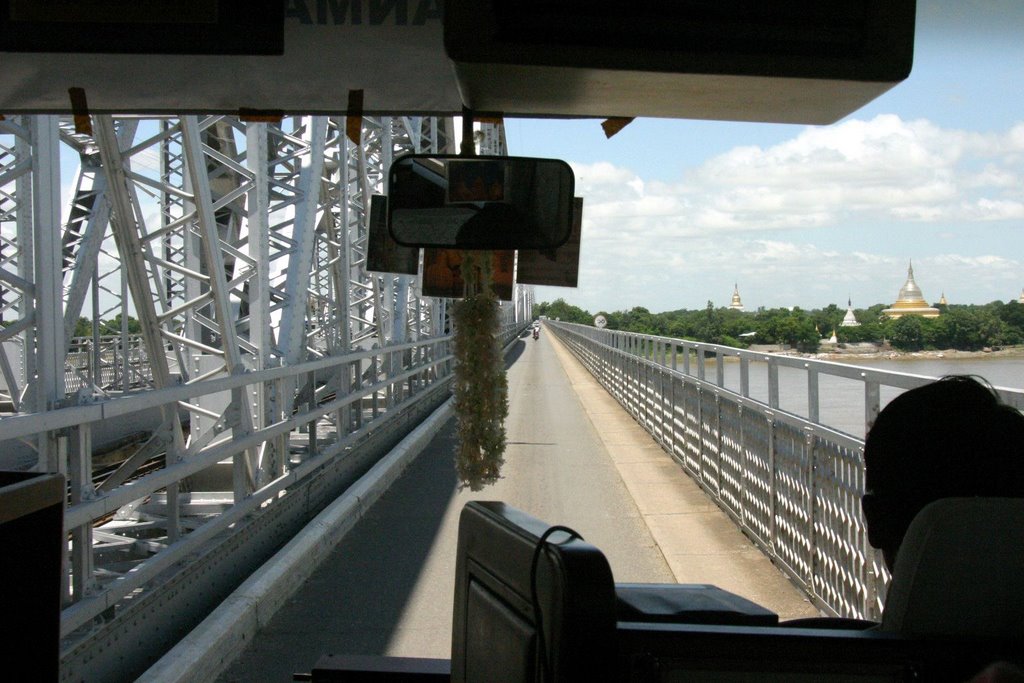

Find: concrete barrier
<box><xmin>140</xmin><ymin>398</ymin><xmax>454</xmax><ymax>683</ymax></box>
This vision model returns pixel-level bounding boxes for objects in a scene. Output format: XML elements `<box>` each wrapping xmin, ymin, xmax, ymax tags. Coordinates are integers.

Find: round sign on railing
<box><xmin>594</xmin><ymin>314</ymin><xmax>607</xmax><ymax>329</ymax></box>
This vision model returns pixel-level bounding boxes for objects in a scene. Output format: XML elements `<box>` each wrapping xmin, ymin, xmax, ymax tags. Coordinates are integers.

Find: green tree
<box><xmin>693</xmin><ymin>301</ymin><xmax>723</xmax><ymax>343</ymax></box>
<box><xmin>72</xmin><ymin>317</ymin><xmax>93</xmax><ymax>338</ymax></box>
<box><xmin>559</xmin><ymin>300</ymin><xmax>1022</xmax><ymax>353</ymax></box>
<box><xmin>862</xmin><ymin>304</ymin><xmax>888</xmax><ymax>325</ymax></box>
<box><xmin>976</xmin><ymin>309</ymin><xmax>1009</xmax><ymax>347</ymax></box>
<box><xmin>665</xmin><ymin>316</ymin><xmax>692</xmax><ymax>340</ymax></box>
<box><xmin>663</xmin><ymin>308</ymin><xmax>703</xmax><ymax>340</ymax></box>
<box><xmin>99</xmin><ymin>314</ymin><xmax>142</xmax><ymax>336</ymax></box>
<box><xmin>996</xmin><ymin>301</ymin><xmax>1024</xmax><ymax>344</ymax></box>
<box><xmin>812</xmin><ymin>303</ymin><xmax>843</xmax><ymax>337</ymax></box>
<box><xmin>922</xmin><ymin>314</ymin><xmax>951</xmax><ymax>349</ymax></box>
<box><xmin>782</xmin><ymin>310</ymin><xmax>819</xmax><ymax>352</ymax></box>
<box><xmin>887</xmin><ymin>315</ymin><xmax>925</xmax><ymax>351</ymax></box>
<box><xmin>620</xmin><ymin>306</ymin><xmax>663</xmax><ymax>335</ymax></box>
<box><xmin>933</xmin><ymin>309</ymin><xmax>995</xmax><ymax>352</ymax></box>
<box><xmin>836</xmin><ymin>315</ymin><xmax>882</xmax><ymax>344</ymax></box>
<box><xmin>720</xmin><ymin>308</ymin><xmax>753</xmax><ymax>348</ymax></box>
<box><xmin>753</xmin><ymin>307</ymin><xmax>818</xmax><ymax>352</ymax></box>
<box><xmin>534</xmin><ymin>298</ymin><xmax>591</xmax><ymax>325</ymax></box>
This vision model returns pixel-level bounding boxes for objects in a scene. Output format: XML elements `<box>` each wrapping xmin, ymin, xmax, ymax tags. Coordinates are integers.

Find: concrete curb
<box><xmin>142</xmin><ymin>328</ymin><xmax>530</xmax><ymax>682</ymax></box>
<box><xmin>141</xmin><ymin>398</ymin><xmax>454</xmax><ymax>683</ymax></box>
<box><xmin>142</xmin><ymin>328</ymin><xmax>529</xmax><ymax>682</ymax></box>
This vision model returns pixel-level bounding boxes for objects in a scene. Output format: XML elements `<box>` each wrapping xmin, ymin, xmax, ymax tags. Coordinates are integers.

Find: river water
<box><xmin>708</xmin><ymin>356</ymin><xmax>1024</xmax><ymax>439</ymax></box>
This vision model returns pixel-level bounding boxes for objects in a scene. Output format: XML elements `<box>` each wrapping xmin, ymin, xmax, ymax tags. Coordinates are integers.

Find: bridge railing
<box><xmin>547</xmin><ymin>320</ymin><xmax>1024</xmax><ymax>621</ymax></box>
<box><xmin>0</xmin><ymin>305</ymin><xmax>530</xmax><ymax>678</ymax></box>
<box><xmin>0</xmin><ymin>336</ymin><xmax>452</xmax><ymax>640</ymax></box>
<box><xmin>64</xmin><ymin>334</ymin><xmax>161</xmax><ymax>394</ymax></box>
<box><xmin>2</xmin><ymin>321</ymin><xmax>509</xmax><ymax>653</ymax></box>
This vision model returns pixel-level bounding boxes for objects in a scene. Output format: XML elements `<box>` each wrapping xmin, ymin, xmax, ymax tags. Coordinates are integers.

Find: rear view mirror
<box><xmin>388</xmin><ymin>154</ymin><xmax>575</xmax><ymax>250</ymax></box>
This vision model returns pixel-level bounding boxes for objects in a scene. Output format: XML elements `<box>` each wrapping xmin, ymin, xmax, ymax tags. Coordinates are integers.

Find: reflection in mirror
<box><xmin>422</xmin><ymin>249</ymin><xmax>515</xmax><ymax>300</ymax></box>
<box><xmin>388</xmin><ymin>154</ymin><xmax>575</xmax><ymax>250</ymax></box>
<box><xmin>366</xmin><ymin>195</ymin><xmax>418</xmax><ymax>275</ymax></box>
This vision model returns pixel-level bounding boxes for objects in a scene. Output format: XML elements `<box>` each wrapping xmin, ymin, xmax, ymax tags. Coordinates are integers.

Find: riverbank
<box><xmin>743</xmin><ymin>343</ymin><xmax>1024</xmax><ymax>362</ymax></box>
<box><xmin>815</xmin><ymin>345</ymin><xmax>1024</xmax><ymax>362</ymax></box>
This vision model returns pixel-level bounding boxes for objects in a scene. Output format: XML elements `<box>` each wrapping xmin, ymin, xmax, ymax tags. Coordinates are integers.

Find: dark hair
<box><xmin>863</xmin><ymin>375</ymin><xmax>1024</xmax><ymax>559</ymax></box>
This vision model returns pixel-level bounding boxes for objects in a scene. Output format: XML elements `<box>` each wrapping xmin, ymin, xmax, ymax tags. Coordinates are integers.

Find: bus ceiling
<box><xmin>0</xmin><ymin>0</ymin><xmax>915</xmax><ymax>125</ymax></box>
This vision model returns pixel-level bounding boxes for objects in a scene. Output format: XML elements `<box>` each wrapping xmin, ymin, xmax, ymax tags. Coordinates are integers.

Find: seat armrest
<box><xmin>308</xmin><ymin>654</ymin><xmax>451</xmax><ymax>682</ymax></box>
<box><xmin>615</xmin><ymin>583</ymin><xmax>778</xmax><ymax>626</ymax></box>
<box><xmin>779</xmin><ymin>617</ymin><xmax>878</xmax><ymax>630</ymax></box>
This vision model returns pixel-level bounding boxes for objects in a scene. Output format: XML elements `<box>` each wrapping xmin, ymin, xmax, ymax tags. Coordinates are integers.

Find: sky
<box><xmin>505</xmin><ymin>0</ymin><xmax>1024</xmax><ymax>315</ymax></box>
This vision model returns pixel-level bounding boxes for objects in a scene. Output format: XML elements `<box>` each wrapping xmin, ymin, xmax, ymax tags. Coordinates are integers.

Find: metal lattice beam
<box><xmin>0</xmin><ymin>112</ymin><xmax>540</xmax><ymax>681</ymax></box>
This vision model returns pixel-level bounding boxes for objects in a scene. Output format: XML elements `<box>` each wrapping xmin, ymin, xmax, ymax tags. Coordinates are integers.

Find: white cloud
<box><xmin>573</xmin><ymin>115</ymin><xmax>1024</xmax><ymax>238</ymax></box>
<box><xmin>967</xmin><ymin>165</ymin><xmax>1018</xmax><ymax>189</ymax></box>
<box><xmin>963</xmin><ymin>198</ymin><xmax>1024</xmax><ymax>220</ymax></box>
<box><xmin>552</xmin><ymin>232</ymin><xmax>1021</xmax><ymax>314</ymax></box>
<box><xmin>542</xmin><ymin>116</ymin><xmax>1024</xmax><ymax>312</ymax></box>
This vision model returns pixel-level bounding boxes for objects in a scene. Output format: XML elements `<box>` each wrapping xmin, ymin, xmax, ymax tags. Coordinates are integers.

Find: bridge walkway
<box><xmin>213</xmin><ymin>327</ymin><xmax>818</xmax><ymax>682</ymax></box>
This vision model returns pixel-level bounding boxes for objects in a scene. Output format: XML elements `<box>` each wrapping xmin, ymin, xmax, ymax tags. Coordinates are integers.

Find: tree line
<box><xmin>534</xmin><ymin>298</ymin><xmax>1024</xmax><ymax>354</ymax></box>
<box><xmin>69</xmin><ymin>300</ymin><xmax>1024</xmax><ymax>354</ymax></box>
<box><xmin>72</xmin><ymin>314</ymin><xmax>142</xmax><ymax>338</ymax></box>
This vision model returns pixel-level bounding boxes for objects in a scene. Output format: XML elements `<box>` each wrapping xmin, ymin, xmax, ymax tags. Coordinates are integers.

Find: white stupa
<box><xmin>840</xmin><ymin>297</ymin><xmax>860</xmax><ymax>327</ymax></box>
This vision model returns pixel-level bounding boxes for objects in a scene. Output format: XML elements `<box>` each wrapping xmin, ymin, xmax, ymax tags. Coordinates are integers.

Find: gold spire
<box><xmin>729</xmin><ymin>283</ymin><xmax>744</xmax><ymax>310</ymax></box>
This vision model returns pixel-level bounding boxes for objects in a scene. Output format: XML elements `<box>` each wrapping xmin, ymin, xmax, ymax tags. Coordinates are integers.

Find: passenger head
<box><xmin>861</xmin><ymin>375</ymin><xmax>1024</xmax><ymax>570</ymax></box>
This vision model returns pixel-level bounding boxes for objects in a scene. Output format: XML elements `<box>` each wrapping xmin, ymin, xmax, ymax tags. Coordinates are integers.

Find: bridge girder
<box><xmin>0</xmin><ymin>114</ymin><xmax>479</xmax><ymax>442</ymax></box>
<box><xmin>0</xmin><ymin>112</ymin><xmax>533</xmax><ymax>679</ymax></box>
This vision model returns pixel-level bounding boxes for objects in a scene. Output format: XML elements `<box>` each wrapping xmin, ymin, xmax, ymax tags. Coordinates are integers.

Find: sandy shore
<box><xmin>814</xmin><ymin>345</ymin><xmax>1024</xmax><ymax>361</ymax></box>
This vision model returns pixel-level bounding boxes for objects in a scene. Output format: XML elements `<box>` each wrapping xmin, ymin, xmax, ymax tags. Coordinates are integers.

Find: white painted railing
<box><xmin>548</xmin><ymin>320</ymin><xmax>1024</xmax><ymax>620</ymax></box>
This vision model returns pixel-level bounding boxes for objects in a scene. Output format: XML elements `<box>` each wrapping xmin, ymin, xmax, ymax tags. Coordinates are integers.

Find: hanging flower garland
<box><xmin>451</xmin><ymin>250</ymin><xmax>509</xmax><ymax>490</ymax></box>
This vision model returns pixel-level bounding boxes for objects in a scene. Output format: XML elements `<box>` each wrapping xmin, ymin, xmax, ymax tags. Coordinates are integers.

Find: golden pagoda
<box><xmin>729</xmin><ymin>283</ymin><xmax>744</xmax><ymax>311</ymax></box>
<box><xmin>881</xmin><ymin>261</ymin><xmax>940</xmax><ymax>319</ymax></box>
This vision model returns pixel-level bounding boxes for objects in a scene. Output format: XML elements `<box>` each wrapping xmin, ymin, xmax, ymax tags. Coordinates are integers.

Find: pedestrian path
<box><xmin>547</xmin><ymin>331</ymin><xmax>818</xmax><ymax>616</ymax></box>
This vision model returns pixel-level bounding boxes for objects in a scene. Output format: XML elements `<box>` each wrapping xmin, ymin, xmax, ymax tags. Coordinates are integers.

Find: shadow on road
<box><xmin>505</xmin><ymin>338</ymin><xmax>526</xmax><ymax>367</ymax></box>
<box><xmin>219</xmin><ymin>332</ymin><xmax>531</xmax><ymax>682</ymax></box>
<box><xmin>219</xmin><ymin>421</ymin><xmax>461</xmax><ymax>682</ymax></box>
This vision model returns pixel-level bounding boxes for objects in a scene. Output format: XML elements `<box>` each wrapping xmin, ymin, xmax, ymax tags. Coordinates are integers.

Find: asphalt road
<box><xmin>217</xmin><ymin>328</ymin><xmax>815</xmax><ymax>682</ymax></box>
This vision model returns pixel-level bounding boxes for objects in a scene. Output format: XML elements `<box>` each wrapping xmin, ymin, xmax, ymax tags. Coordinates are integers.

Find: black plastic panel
<box><xmin>0</xmin><ymin>0</ymin><xmax>283</xmax><ymax>55</ymax></box>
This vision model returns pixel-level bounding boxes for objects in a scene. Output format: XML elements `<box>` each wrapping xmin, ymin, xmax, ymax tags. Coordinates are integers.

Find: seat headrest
<box><xmin>881</xmin><ymin>497</ymin><xmax>1024</xmax><ymax>639</ymax></box>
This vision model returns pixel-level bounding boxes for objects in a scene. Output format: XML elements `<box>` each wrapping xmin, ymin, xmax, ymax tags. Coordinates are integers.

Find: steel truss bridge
<box><xmin>4</xmin><ymin>113</ymin><xmax>1024</xmax><ymax>682</ymax></box>
<box><xmin>0</xmin><ymin>113</ymin><xmax>531</xmax><ymax>680</ymax></box>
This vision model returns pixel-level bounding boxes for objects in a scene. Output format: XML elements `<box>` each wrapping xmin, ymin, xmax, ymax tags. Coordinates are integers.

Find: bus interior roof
<box><xmin>0</xmin><ymin>0</ymin><xmax>915</xmax><ymax>124</ymax></box>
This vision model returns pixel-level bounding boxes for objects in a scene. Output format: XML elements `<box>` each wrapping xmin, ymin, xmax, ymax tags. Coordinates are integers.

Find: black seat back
<box><xmin>451</xmin><ymin>501</ymin><xmax>616</xmax><ymax>683</ymax></box>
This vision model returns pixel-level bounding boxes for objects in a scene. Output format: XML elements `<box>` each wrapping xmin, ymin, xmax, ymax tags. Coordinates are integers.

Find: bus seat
<box><xmin>451</xmin><ymin>501</ymin><xmax>786</xmax><ymax>683</ymax></box>
<box><xmin>451</xmin><ymin>501</ymin><xmax>617</xmax><ymax>683</ymax></box>
<box><xmin>615</xmin><ymin>583</ymin><xmax>778</xmax><ymax>626</ymax></box>
<box><xmin>880</xmin><ymin>497</ymin><xmax>1024</xmax><ymax>639</ymax></box>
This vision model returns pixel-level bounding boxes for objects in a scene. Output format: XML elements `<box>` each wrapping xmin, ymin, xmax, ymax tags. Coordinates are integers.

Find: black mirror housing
<box><xmin>387</xmin><ymin>155</ymin><xmax>575</xmax><ymax>250</ymax></box>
